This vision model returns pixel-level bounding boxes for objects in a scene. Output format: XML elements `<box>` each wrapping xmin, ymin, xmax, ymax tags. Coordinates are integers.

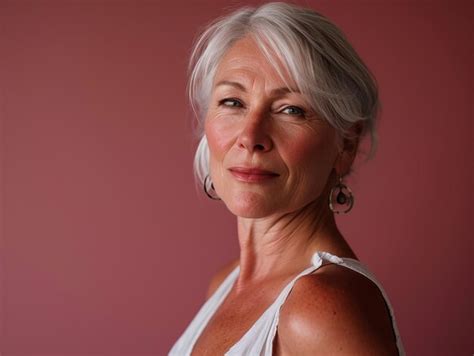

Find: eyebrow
<box><xmin>215</xmin><ymin>80</ymin><xmax>247</xmax><ymax>92</ymax></box>
<box><xmin>214</xmin><ymin>80</ymin><xmax>300</xmax><ymax>96</ymax></box>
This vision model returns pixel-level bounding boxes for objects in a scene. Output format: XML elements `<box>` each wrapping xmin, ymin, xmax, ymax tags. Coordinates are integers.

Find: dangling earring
<box><xmin>204</xmin><ymin>174</ymin><xmax>221</xmax><ymax>200</ymax></box>
<box><xmin>328</xmin><ymin>175</ymin><xmax>354</xmax><ymax>214</ymax></box>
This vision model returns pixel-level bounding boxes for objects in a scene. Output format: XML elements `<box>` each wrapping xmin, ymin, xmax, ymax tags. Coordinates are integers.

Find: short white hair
<box><xmin>188</xmin><ymin>2</ymin><xmax>380</xmax><ymax>190</ymax></box>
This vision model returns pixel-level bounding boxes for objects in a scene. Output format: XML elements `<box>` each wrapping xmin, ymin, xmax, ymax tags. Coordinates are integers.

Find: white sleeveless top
<box><xmin>169</xmin><ymin>251</ymin><xmax>405</xmax><ymax>355</ymax></box>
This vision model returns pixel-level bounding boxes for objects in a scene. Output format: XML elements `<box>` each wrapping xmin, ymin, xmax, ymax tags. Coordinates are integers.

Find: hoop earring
<box><xmin>328</xmin><ymin>176</ymin><xmax>354</xmax><ymax>214</ymax></box>
<box><xmin>204</xmin><ymin>175</ymin><xmax>221</xmax><ymax>200</ymax></box>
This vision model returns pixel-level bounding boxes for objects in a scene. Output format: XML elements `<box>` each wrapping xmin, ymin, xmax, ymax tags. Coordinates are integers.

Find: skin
<box><xmin>191</xmin><ymin>36</ymin><xmax>398</xmax><ymax>355</ymax></box>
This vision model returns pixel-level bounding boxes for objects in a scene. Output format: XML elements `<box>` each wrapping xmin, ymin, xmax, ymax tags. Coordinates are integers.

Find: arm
<box><xmin>276</xmin><ymin>264</ymin><xmax>399</xmax><ymax>355</ymax></box>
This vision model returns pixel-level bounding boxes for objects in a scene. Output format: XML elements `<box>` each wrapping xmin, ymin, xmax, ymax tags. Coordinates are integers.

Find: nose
<box><xmin>236</xmin><ymin>110</ymin><xmax>273</xmax><ymax>153</ymax></box>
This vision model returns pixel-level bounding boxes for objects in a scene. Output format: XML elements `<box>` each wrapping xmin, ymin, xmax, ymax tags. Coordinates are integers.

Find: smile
<box><xmin>228</xmin><ymin>168</ymin><xmax>280</xmax><ymax>183</ymax></box>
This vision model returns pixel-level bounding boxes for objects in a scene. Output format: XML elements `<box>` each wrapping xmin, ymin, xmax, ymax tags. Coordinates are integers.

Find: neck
<box><xmin>234</xmin><ymin>196</ymin><xmax>355</xmax><ymax>289</ymax></box>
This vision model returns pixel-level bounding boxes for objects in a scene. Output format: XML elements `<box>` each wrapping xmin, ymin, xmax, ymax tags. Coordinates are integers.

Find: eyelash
<box><xmin>218</xmin><ymin>98</ymin><xmax>306</xmax><ymax>117</ymax></box>
<box><xmin>218</xmin><ymin>98</ymin><xmax>243</xmax><ymax>108</ymax></box>
<box><xmin>281</xmin><ymin>106</ymin><xmax>306</xmax><ymax>116</ymax></box>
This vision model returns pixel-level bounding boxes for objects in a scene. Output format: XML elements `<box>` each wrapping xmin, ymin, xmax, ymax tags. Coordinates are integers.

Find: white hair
<box><xmin>188</xmin><ymin>2</ymin><xmax>380</xmax><ymax>191</ymax></box>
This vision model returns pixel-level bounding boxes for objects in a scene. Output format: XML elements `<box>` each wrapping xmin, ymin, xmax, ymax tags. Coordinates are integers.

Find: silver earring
<box><xmin>204</xmin><ymin>175</ymin><xmax>221</xmax><ymax>200</ymax></box>
<box><xmin>328</xmin><ymin>176</ymin><xmax>354</xmax><ymax>214</ymax></box>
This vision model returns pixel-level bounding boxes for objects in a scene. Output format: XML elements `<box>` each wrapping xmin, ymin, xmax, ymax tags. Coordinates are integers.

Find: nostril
<box><xmin>255</xmin><ymin>144</ymin><xmax>265</xmax><ymax>151</ymax></box>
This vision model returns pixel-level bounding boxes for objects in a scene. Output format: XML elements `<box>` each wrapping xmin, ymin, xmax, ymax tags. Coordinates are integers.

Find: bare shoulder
<box><xmin>277</xmin><ymin>263</ymin><xmax>398</xmax><ymax>355</ymax></box>
<box><xmin>205</xmin><ymin>258</ymin><xmax>240</xmax><ymax>300</ymax></box>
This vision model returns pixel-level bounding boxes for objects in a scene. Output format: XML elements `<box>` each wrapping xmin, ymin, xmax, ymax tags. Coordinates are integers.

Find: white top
<box><xmin>169</xmin><ymin>251</ymin><xmax>405</xmax><ymax>355</ymax></box>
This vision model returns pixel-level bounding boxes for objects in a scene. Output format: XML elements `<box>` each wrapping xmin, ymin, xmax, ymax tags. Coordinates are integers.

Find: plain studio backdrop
<box><xmin>0</xmin><ymin>0</ymin><xmax>472</xmax><ymax>355</ymax></box>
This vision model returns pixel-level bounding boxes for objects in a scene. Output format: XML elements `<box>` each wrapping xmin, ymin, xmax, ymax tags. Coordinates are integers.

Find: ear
<box><xmin>334</xmin><ymin>121</ymin><xmax>363</xmax><ymax>176</ymax></box>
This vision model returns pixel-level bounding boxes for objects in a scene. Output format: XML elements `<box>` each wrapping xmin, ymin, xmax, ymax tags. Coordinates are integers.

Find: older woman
<box><xmin>170</xmin><ymin>2</ymin><xmax>404</xmax><ymax>355</ymax></box>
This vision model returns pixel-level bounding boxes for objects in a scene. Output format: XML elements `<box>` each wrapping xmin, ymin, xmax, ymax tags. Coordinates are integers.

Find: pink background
<box><xmin>0</xmin><ymin>1</ymin><xmax>472</xmax><ymax>355</ymax></box>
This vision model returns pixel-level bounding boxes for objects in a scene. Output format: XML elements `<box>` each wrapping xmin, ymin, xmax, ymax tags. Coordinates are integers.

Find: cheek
<box><xmin>285</xmin><ymin>132</ymin><xmax>337</xmax><ymax>177</ymax></box>
<box><xmin>205</xmin><ymin>120</ymin><xmax>222</xmax><ymax>152</ymax></box>
<box><xmin>205</xmin><ymin>118</ymin><xmax>235</xmax><ymax>168</ymax></box>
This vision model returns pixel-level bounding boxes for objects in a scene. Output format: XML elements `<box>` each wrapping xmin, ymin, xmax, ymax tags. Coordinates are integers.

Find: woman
<box><xmin>170</xmin><ymin>2</ymin><xmax>404</xmax><ymax>355</ymax></box>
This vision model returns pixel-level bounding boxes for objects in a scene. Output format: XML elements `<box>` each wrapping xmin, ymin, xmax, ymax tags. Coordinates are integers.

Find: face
<box><xmin>205</xmin><ymin>36</ymin><xmax>341</xmax><ymax>218</ymax></box>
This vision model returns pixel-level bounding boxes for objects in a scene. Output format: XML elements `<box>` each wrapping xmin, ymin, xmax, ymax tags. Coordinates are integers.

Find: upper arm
<box><xmin>277</xmin><ymin>265</ymin><xmax>398</xmax><ymax>355</ymax></box>
<box><xmin>205</xmin><ymin>258</ymin><xmax>239</xmax><ymax>300</ymax></box>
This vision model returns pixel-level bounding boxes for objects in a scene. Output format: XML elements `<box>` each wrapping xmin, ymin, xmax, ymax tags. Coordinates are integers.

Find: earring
<box><xmin>328</xmin><ymin>175</ymin><xmax>354</xmax><ymax>214</ymax></box>
<box><xmin>204</xmin><ymin>174</ymin><xmax>221</xmax><ymax>200</ymax></box>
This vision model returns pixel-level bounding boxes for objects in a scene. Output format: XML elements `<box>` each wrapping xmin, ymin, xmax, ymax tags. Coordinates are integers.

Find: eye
<box><xmin>281</xmin><ymin>105</ymin><xmax>305</xmax><ymax>116</ymax></box>
<box><xmin>218</xmin><ymin>98</ymin><xmax>243</xmax><ymax>108</ymax></box>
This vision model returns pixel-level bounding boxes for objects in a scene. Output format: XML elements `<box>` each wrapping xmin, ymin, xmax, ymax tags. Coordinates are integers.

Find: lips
<box><xmin>229</xmin><ymin>167</ymin><xmax>279</xmax><ymax>175</ymax></box>
<box><xmin>228</xmin><ymin>167</ymin><xmax>279</xmax><ymax>183</ymax></box>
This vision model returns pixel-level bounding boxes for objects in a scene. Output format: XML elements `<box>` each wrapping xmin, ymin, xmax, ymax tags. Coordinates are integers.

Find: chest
<box><xmin>190</xmin><ymin>286</ymin><xmax>284</xmax><ymax>356</ymax></box>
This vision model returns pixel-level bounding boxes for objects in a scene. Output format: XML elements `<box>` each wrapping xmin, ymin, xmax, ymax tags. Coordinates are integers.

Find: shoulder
<box><xmin>277</xmin><ymin>263</ymin><xmax>398</xmax><ymax>355</ymax></box>
<box><xmin>205</xmin><ymin>258</ymin><xmax>239</xmax><ymax>300</ymax></box>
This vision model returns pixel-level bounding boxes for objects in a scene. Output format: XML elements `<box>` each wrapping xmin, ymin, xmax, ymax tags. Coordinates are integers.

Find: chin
<box><xmin>222</xmin><ymin>191</ymin><xmax>275</xmax><ymax>218</ymax></box>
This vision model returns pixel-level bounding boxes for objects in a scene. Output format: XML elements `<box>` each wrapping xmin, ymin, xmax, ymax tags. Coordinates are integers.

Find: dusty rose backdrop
<box><xmin>0</xmin><ymin>0</ymin><xmax>472</xmax><ymax>355</ymax></box>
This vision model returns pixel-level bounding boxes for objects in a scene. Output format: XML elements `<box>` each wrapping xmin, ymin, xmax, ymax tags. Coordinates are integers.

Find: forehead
<box><xmin>213</xmin><ymin>36</ymin><xmax>296</xmax><ymax>89</ymax></box>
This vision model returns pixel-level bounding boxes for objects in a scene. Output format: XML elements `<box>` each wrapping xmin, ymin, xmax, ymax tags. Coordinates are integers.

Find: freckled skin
<box><xmin>205</xmin><ymin>37</ymin><xmax>341</xmax><ymax>219</ymax></box>
<box><xmin>193</xmin><ymin>36</ymin><xmax>398</xmax><ymax>355</ymax></box>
